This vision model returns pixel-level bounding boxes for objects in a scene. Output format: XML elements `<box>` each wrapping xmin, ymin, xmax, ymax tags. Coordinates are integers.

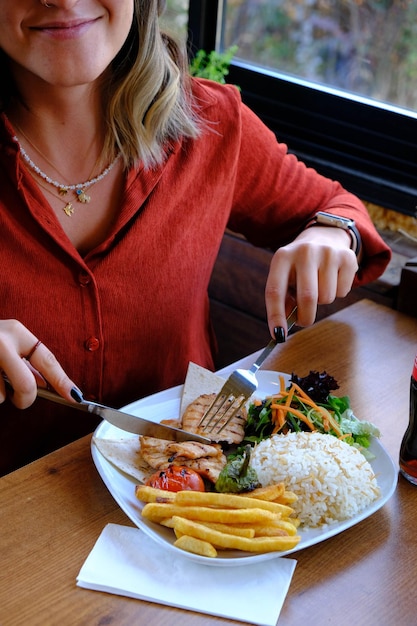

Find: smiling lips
<box><xmin>32</xmin><ymin>18</ymin><xmax>99</xmax><ymax>40</ymax></box>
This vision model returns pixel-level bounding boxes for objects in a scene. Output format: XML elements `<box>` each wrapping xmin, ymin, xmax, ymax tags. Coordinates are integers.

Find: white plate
<box><xmin>92</xmin><ymin>370</ymin><xmax>398</xmax><ymax>567</ymax></box>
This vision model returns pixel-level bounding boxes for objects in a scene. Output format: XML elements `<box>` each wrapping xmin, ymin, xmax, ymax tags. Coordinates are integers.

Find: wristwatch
<box><xmin>304</xmin><ymin>211</ymin><xmax>362</xmax><ymax>258</ymax></box>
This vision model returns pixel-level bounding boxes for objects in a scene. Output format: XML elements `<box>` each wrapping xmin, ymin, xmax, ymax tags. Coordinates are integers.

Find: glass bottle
<box><xmin>399</xmin><ymin>353</ymin><xmax>417</xmax><ymax>485</ymax></box>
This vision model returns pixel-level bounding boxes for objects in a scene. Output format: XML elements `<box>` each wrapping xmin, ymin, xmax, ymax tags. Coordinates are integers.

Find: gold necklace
<box><xmin>11</xmin><ymin>120</ymin><xmax>120</xmax><ymax>216</ymax></box>
<box><xmin>33</xmin><ymin>174</ymin><xmax>87</xmax><ymax>217</ymax></box>
<box><xmin>15</xmin><ymin>124</ymin><xmax>99</xmax><ymax>216</ymax></box>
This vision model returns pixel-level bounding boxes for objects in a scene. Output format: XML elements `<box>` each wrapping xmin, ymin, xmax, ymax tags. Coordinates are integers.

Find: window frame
<box><xmin>187</xmin><ymin>0</ymin><xmax>417</xmax><ymax>217</ymax></box>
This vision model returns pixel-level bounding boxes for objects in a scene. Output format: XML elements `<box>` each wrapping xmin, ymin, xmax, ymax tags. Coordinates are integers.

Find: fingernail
<box><xmin>70</xmin><ymin>387</ymin><xmax>83</xmax><ymax>403</ymax></box>
<box><xmin>274</xmin><ymin>327</ymin><xmax>286</xmax><ymax>343</ymax></box>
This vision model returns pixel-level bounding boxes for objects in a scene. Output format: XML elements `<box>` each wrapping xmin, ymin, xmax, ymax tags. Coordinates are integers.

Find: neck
<box><xmin>8</xmin><ymin>69</ymin><xmax>107</xmax><ymax>174</ymax></box>
<box><xmin>10</xmin><ymin>59</ymin><xmax>106</xmax><ymax>121</ymax></box>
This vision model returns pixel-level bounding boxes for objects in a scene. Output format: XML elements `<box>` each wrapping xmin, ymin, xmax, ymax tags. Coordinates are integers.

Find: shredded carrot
<box><xmin>270</xmin><ymin>404</ymin><xmax>316</xmax><ymax>431</ymax></box>
<box><xmin>274</xmin><ymin>408</ymin><xmax>286</xmax><ymax>433</ymax></box>
<box><xmin>339</xmin><ymin>432</ymin><xmax>353</xmax><ymax>440</ymax></box>
<box><xmin>321</xmin><ymin>414</ymin><xmax>330</xmax><ymax>432</ymax></box>
<box><xmin>270</xmin><ymin>406</ymin><xmax>283</xmax><ymax>433</ymax></box>
<box><xmin>289</xmin><ymin>381</ymin><xmax>315</xmax><ymax>402</ymax></box>
<box><xmin>271</xmin><ymin>407</ymin><xmax>278</xmax><ymax>428</ymax></box>
<box><xmin>287</xmin><ymin>383</ymin><xmax>343</xmax><ymax>437</ymax></box>
<box><xmin>261</xmin><ymin>381</ymin><xmax>344</xmax><ymax>438</ymax></box>
<box><xmin>284</xmin><ymin>385</ymin><xmax>295</xmax><ymax>408</ymax></box>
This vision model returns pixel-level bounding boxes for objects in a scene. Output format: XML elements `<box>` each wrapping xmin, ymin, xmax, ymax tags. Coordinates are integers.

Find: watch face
<box><xmin>316</xmin><ymin>212</ymin><xmax>354</xmax><ymax>229</ymax></box>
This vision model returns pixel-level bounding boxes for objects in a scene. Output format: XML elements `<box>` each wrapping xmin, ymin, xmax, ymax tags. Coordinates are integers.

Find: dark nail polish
<box><xmin>70</xmin><ymin>387</ymin><xmax>83</xmax><ymax>403</ymax></box>
<box><xmin>274</xmin><ymin>326</ymin><xmax>286</xmax><ymax>343</ymax></box>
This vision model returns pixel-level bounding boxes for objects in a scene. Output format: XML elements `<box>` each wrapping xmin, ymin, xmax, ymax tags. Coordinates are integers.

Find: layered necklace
<box><xmin>12</xmin><ymin>123</ymin><xmax>120</xmax><ymax>217</ymax></box>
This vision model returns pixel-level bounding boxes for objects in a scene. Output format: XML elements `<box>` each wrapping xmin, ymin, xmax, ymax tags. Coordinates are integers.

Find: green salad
<box><xmin>245</xmin><ymin>371</ymin><xmax>380</xmax><ymax>453</ymax></box>
<box><xmin>214</xmin><ymin>371</ymin><xmax>380</xmax><ymax>493</ymax></box>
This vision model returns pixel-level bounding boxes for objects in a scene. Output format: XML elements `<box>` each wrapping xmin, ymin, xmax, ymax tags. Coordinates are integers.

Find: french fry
<box><xmin>248</xmin><ymin>519</ymin><xmax>299</xmax><ymax>536</ymax></box>
<box><xmin>135</xmin><ymin>483</ymin><xmax>297</xmax><ymax>510</ymax></box>
<box><xmin>142</xmin><ymin>502</ymin><xmax>278</xmax><ymax>525</ymax></box>
<box><xmin>174</xmin><ymin>535</ymin><xmax>218</xmax><ymax>558</ymax></box>
<box><xmin>252</xmin><ymin>526</ymin><xmax>287</xmax><ymax>537</ymax></box>
<box><xmin>160</xmin><ymin>518</ymin><xmax>254</xmax><ymax>538</ymax></box>
<box><xmin>243</xmin><ymin>483</ymin><xmax>285</xmax><ymax>501</ymax></box>
<box><xmin>135</xmin><ymin>485</ymin><xmax>176</xmax><ymax>503</ymax></box>
<box><xmin>136</xmin><ymin>484</ymin><xmax>301</xmax><ymax>557</ymax></box>
<box><xmin>159</xmin><ymin>517</ymin><xmax>175</xmax><ymax>528</ymax></box>
<box><xmin>275</xmin><ymin>490</ymin><xmax>298</xmax><ymax>505</ymax></box>
<box><xmin>172</xmin><ymin>516</ymin><xmax>301</xmax><ymax>553</ymax></box>
<box><xmin>174</xmin><ymin>490</ymin><xmax>294</xmax><ymax>517</ymax></box>
<box><xmin>188</xmin><ymin>521</ymin><xmax>256</xmax><ymax>538</ymax></box>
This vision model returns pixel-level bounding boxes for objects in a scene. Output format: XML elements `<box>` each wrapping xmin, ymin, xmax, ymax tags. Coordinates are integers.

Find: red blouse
<box><xmin>0</xmin><ymin>79</ymin><xmax>391</xmax><ymax>473</ymax></box>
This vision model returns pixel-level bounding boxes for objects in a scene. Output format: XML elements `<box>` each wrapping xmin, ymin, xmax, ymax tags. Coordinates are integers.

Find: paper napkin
<box><xmin>77</xmin><ymin>524</ymin><xmax>296</xmax><ymax>626</ymax></box>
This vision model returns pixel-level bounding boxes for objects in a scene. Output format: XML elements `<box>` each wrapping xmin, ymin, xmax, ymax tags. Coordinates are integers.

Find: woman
<box><xmin>0</xmin><ymin>0</ymin><xmax>390</xmax><ymax>474</ymax></box>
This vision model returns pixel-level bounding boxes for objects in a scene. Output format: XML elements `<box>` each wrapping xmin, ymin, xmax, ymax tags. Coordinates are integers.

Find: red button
<box><xmin>85</xmin><ymin>337</ymin><xmax>100</xmax><ymax>351</ymax></box>
<box><xmin>78</xmin><ymin>272</ymin><xmax>91</xmax><ymax>286</ymax></box>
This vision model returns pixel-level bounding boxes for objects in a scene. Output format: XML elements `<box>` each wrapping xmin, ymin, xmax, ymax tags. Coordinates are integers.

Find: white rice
<box><xmin>249</xmin><ymin>432</ymin><xmax>380</xmax><ymax>528</ymax></box>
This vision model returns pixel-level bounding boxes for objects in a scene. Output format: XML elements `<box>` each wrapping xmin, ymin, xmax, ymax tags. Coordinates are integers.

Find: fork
<box><xmin>199</xmin><ymin>306</ymin><xmax>298</xmax><ymax>435</ymax></box>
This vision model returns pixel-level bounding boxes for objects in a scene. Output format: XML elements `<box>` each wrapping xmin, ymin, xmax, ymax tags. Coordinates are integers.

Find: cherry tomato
<box><xmin>145</xmin><ymin>465</ymin><xmax>205</xmax><ymax>492</ymax></box>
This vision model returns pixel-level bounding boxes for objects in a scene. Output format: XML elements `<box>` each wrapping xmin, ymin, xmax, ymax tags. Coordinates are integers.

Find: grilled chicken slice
<box><xmin>140</xmin><ymin>436</ymin><xmax>227</xmax><ymax>483</ymax></box>
<box><xmin>182</xmin><ymin>393</ymin><xmax>247</xmax><ymax>444</ymax></box>
<box><xmin>172</xmin><ymin>457</ymin><xmax>225</xmax><ymax>483</ymax></box>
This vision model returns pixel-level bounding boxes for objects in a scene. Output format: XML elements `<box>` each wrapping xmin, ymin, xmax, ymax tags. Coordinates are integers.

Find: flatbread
<box><xmin>180</xmin><ymin>362</ymin><xmax>225</xmax><ymax>417</ymax></box>
<box><xmin>93</xmin><ymin>436</ymin><xmax>153</xmax><ymax>483</ymax></box>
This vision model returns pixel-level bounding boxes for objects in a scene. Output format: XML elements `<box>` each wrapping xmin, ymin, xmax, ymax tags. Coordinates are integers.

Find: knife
<box><xmin>36</xmin><ymin>388</ymin><xmax>211</xmax><ymax>443</ymax></box>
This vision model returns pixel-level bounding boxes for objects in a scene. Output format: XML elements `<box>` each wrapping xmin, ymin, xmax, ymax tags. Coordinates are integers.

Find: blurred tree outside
<box><xmin>221</xmin><ymin>0</ymin><xmax>417</xmax><ymax>112</ymax></box>
<box><xmin>160</xmin><ymin>0</ymin><xmax>189</xmax><ymax>43</ymax></box>
<box><xmin>160</xmin><ymin>1</ymin><xmax>417</xmax><ymax>112</ymax></box>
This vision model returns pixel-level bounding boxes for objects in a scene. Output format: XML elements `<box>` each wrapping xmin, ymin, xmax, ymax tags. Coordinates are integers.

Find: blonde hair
<box><xmin>103</xmin><ymin>0</ymin><xmax>201</xmax><ymax>169</ymax></box>
<box><xmin>0</xmin><ymin>0</ymin><xmax>200</xmax><ymax>170</ymax></box>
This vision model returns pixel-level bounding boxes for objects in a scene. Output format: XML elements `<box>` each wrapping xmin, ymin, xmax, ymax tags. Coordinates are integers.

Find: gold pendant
<box><xmin>63</xmin><ymin>202</ymin><xmax>74</xmax><ymax>217</ymax></box>
<box><xmin>76</xmin><ymin>189</ymin><xmax>91</xmax><ymax>203</ymax></box>
<box><xmin>59</xmin><ymin>187</ymin><xmax>69</xmax><ymax>196</ymax></box>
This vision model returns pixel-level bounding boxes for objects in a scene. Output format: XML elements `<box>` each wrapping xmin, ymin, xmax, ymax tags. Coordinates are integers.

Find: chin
<box><xmin>40</xmin><ymin>63</ymin><xmax>109</xmax><ymax>89</ymax></box>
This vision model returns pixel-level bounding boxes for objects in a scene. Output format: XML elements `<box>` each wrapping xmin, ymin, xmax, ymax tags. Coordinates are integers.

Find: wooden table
<box><xmin>1</xmin><ymin>300</ymin><xmax>416</xmax><ymax>626</ymax></box>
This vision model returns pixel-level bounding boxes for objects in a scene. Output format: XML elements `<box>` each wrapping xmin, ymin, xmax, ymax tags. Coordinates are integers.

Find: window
<box><xmin>221</xmin><ymin>0</ymin><xmax>417</xmax><ymax>113</ymax></box>
<box><xmin>187</xmin><ymin>0</ymin><xmax>417</xmax><ymax>217</ymax></box>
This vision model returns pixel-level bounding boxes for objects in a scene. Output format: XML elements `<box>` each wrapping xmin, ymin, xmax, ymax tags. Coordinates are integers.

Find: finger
<box><xmin>335</xmin><ymin>253</ymin><xmax>358</xmax><ymax>297</ymax></box>
<box><xmin>1</xmin><ymin>356</ymin><xmax>39</xmax><ymax>409</ymax></box>
<box><xmin>316</xmin><ymin>261</ymin><xmax>339</xmax><ymax>305</ymax></box>
<box><xmin>24</xmin><ymin>342</ymin><xmax>80</xmax><ymax>401</ymax></box>
<box><xmin>279</xmin><ymin>250</ymin><xmax>319</xmax><ymax>329</ymax></box>
<box><xmin>24</xmin><ymin>339</ymin><xmax>42</xmax><ymax>362</ymax></box>
<box><xmin>291</xmin><ymin>283</ymin><xmax>318</xmax><ymax>328</ymax></box>
<box><xmin>314</xmin><ymin>247</ymin><xmax>357</xmax><ymax>303</ymax></box>
<box><xmin>266</xmin><ymin>286</ymin><xmax>299</xmax><ymax>340</ymax></box>
<box><xmin>0</xmin><ymin>321</ymin><xmax>79</xmax><ymax>408</ymax></box>
<box><xmin>267</xmin><ymin>271</ymin><xmax>318</xmax><ymax>332</ymax></box>
<box><xmin>265</xmin><ymin>253</ymin><xmax>293</xmax><ymax>338</ymax></box>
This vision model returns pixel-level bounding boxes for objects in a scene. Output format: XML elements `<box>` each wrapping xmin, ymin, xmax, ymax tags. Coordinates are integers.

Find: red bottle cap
<box><xmin>413</xmin><ymin>354</ymin><xmax>417</xmax><ymax>380</ymax></box>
